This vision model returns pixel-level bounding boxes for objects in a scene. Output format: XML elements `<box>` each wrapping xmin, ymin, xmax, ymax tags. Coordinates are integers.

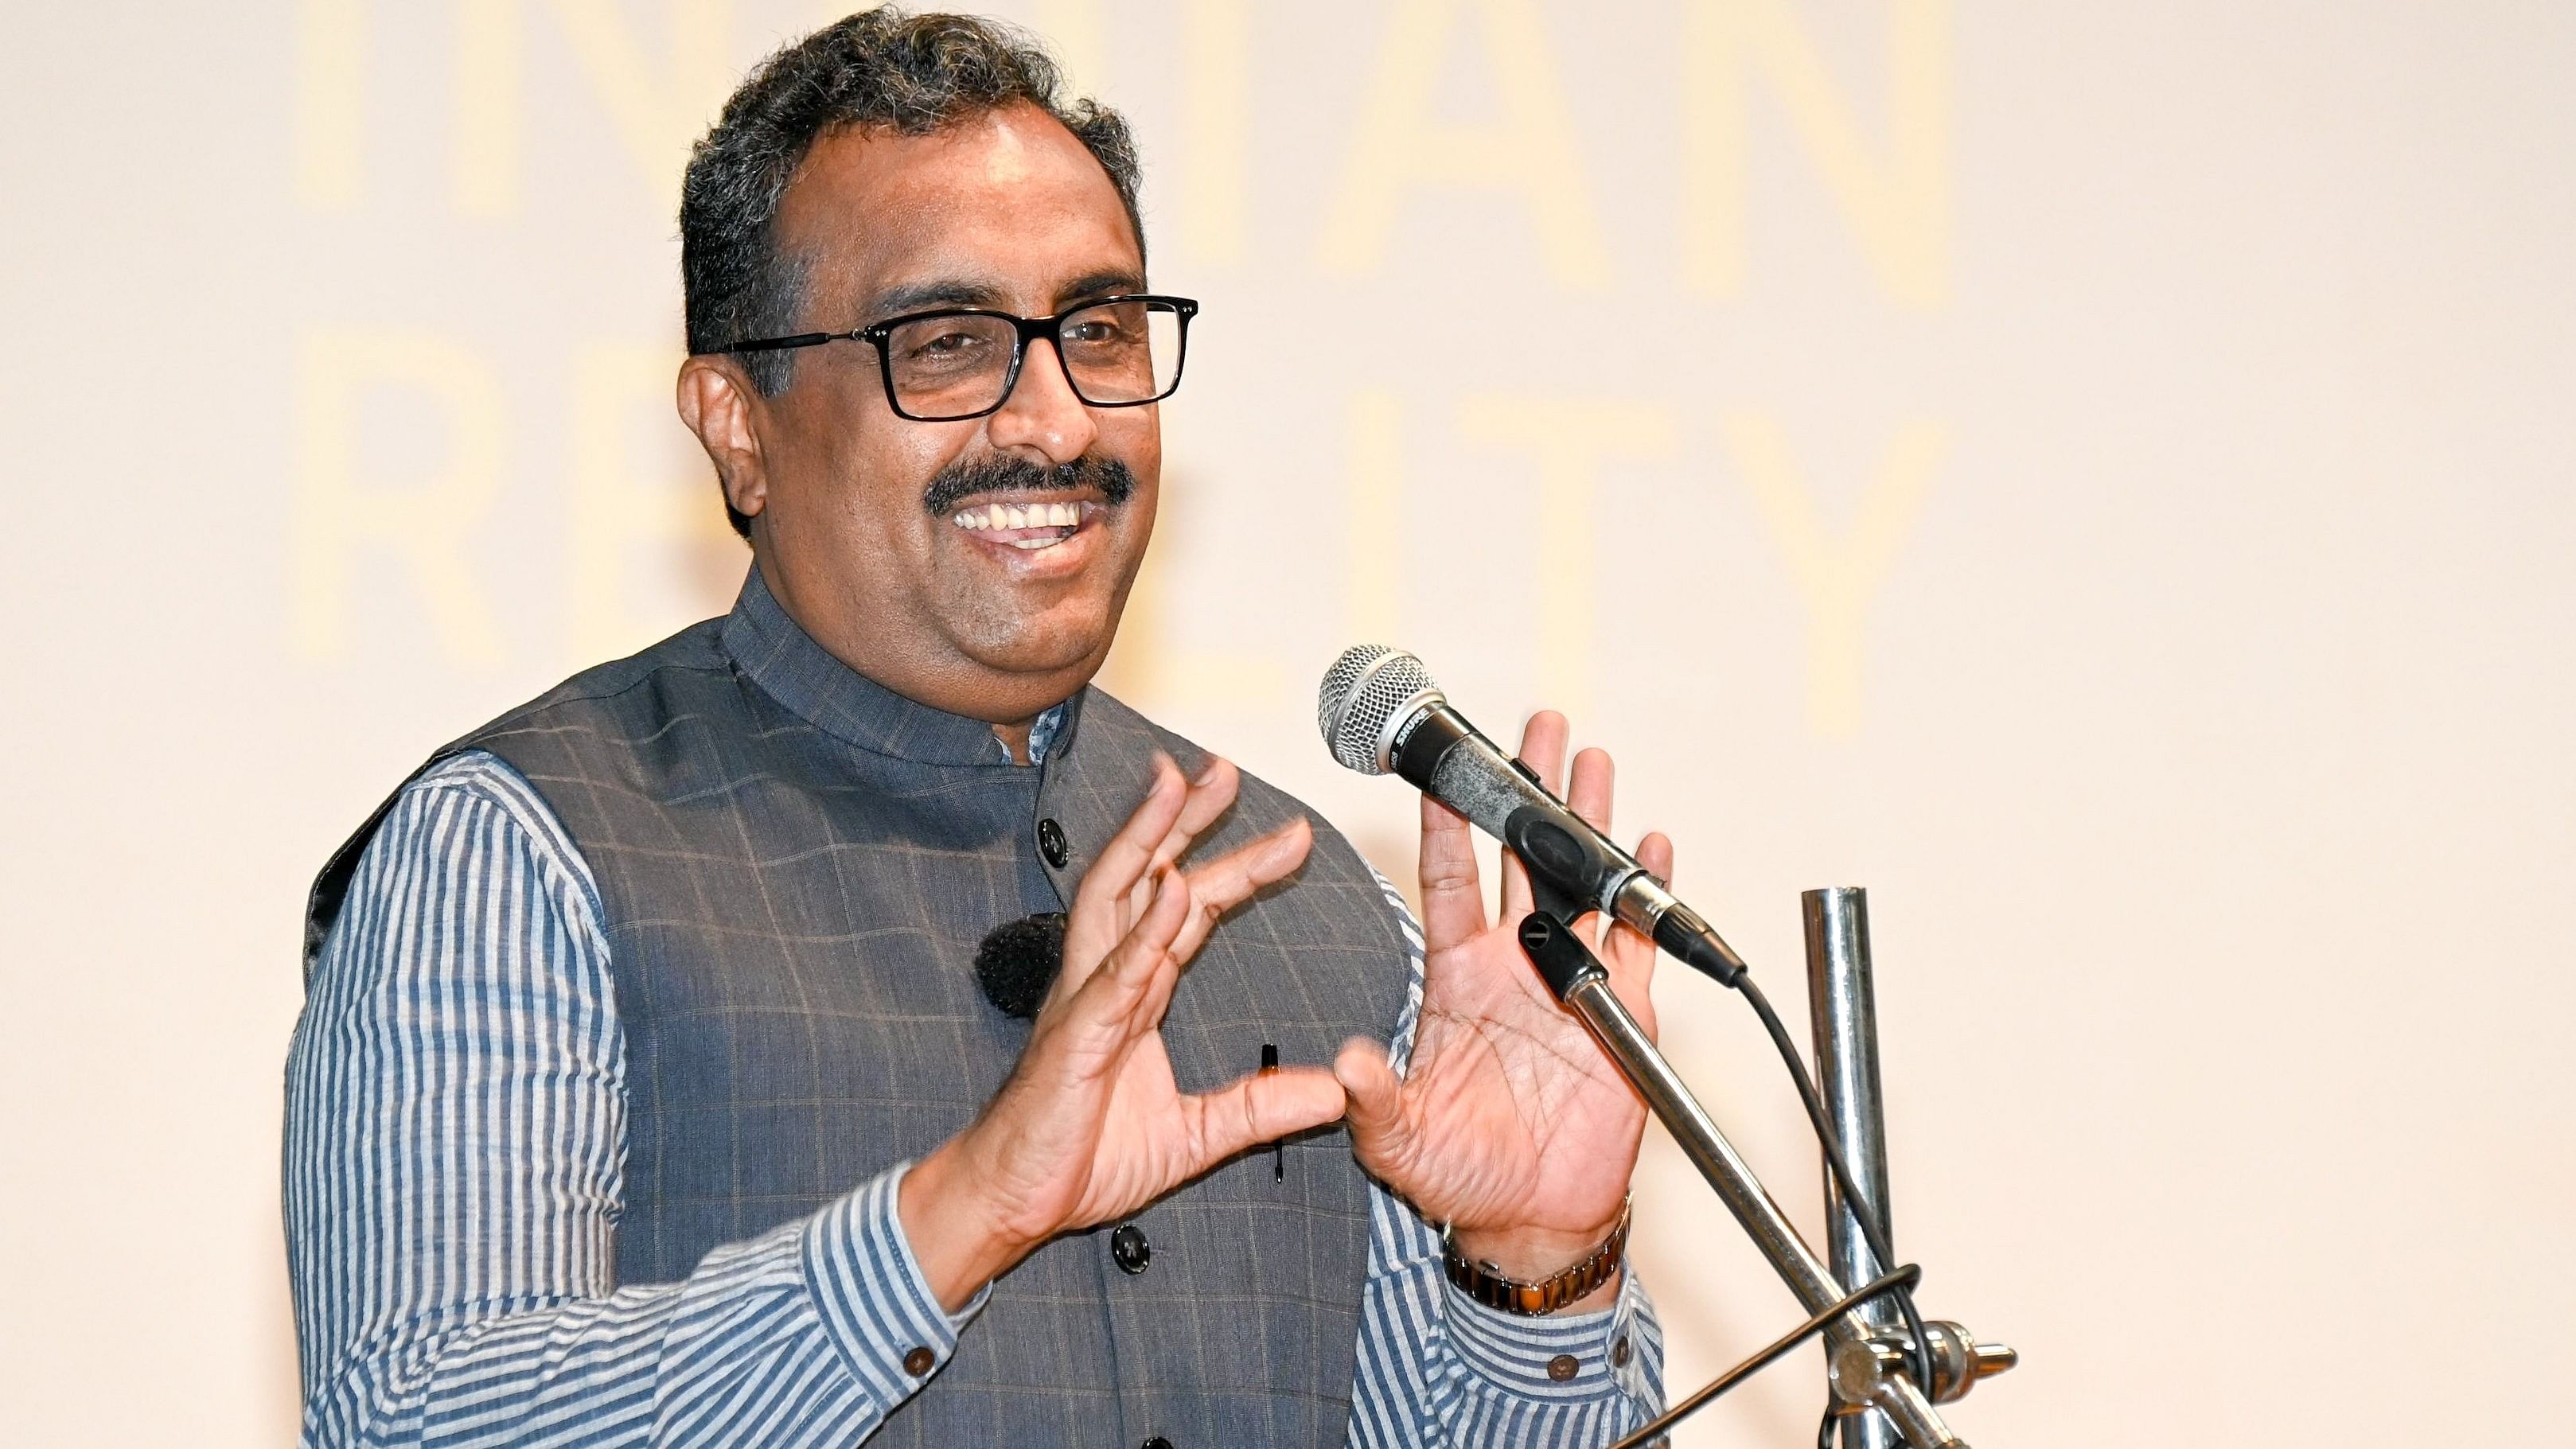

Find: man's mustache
<box><xmin>921</xmin><ymin>454</ymin><xmax>1136</xmax><ymax>517</ymax></box>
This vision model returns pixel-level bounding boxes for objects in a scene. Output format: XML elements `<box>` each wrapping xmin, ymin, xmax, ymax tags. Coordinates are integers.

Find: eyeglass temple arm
<box><xmin>722</xmin><ymin>332</ymin><xmax>843</xmax><ymax>354</ymax></box>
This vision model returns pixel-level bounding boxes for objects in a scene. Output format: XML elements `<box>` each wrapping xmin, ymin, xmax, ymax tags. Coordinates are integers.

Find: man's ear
<box><xmin>676</xmin><ymin>355</ymin><xmax>769</xmax><ymax>525</ymax></box>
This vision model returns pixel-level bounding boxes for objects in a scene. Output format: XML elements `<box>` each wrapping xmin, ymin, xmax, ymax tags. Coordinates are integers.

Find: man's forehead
<box><xmin>775</xmin><ymin>103</ymin><xmax>1142</xmax><ymax>319</ymax></box>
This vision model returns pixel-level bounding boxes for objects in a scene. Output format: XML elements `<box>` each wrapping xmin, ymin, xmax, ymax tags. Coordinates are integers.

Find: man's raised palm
<box><xmin>1335</xmin><ymin>711</ymin><xmax>1670</xmax><ymax>1283</ymax></box>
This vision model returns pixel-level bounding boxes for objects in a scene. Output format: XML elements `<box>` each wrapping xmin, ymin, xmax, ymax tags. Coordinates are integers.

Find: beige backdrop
<box><xmin>4</xmin><ymin>2</ymin><xmax>2570</xmax><ymax>1444</ymax></box>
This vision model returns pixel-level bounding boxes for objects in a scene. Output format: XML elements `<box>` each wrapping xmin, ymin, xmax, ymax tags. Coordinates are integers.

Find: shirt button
<box><xmin>1546</xmin><ymin>1353</ymin><xmax>1580</xmax><ymax>1381</ymax></box>
<box><xmin>1110</xmin><ymin>1222</ymin><xmax>1152</xmax><ymax>1275</ymax></box>
<box><xmin>1611</xmin><ymin>1333</ymin><xmax>1631</xmax><ymax>1367</ymax></box>
<box><xmin>1037</xmin><ymin>817</ymin><xmax>1070</xmax><ymax>869</ymax></box>
<box><xmin>902</xmin><ymin>1346</ymin><xmax>935</xmax><ymax>1377</ymax></box>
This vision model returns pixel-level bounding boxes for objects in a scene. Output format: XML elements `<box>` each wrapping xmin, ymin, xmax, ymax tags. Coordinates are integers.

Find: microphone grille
<box><xmin>1317</xmin><ymin>645</ymin><xmax>1442</xmax><ymax>775</ymax></box>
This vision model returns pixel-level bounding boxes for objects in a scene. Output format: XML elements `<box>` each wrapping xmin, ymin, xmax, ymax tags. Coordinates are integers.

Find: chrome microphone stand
<box><xmin>1514</xmin><ymin>885</ymin><xmax>2014</xmax><ymax>1448</ymax></box>
<box><xmin>1804</xmin><ymin>888</ymin><xmax>2015</xmax><ymax>1446</ymax></box>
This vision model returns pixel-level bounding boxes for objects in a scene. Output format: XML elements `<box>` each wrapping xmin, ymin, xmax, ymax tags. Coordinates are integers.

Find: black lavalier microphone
<box><xmin>973</xmin><ymin>912</ymin><xmax>1066</xmax><ymax>1019</ymax></box>
<box><xmin>1316</xmin><ymin>646</ymin><xmax>1748</xmax><ymax>988</ymax></box>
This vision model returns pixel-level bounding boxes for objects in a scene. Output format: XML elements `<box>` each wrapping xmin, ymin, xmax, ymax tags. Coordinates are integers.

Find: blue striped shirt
<box><xmin>285</xmin><ymin>750</ymin><xmax>1662</xmax><ymax>1447</ymax></box>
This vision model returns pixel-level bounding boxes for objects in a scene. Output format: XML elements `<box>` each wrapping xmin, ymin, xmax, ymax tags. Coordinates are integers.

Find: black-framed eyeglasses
<box><xmin>722</xmin><ymin>294</ymin><xmax>1198</xmax><ymax>422</ymax></box>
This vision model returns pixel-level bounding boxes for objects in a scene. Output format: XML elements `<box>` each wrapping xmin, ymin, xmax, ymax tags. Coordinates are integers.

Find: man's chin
<box><xmin>947</xmin><ymin>605</ymin><xmax>1120</xmax><ymax>689</ymax></box>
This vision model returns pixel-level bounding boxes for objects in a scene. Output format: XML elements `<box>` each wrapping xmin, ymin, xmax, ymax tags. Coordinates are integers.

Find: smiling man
<box><xmin>286</xmin><ymin>10</ymin><xmax>1670</xmax><ymax>1448</ymax></box>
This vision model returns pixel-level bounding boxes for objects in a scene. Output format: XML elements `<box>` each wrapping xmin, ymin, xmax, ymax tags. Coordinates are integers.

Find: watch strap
<box><xmin>1440</xmin><ymin>1197</ymin><xmax>1632</xmax><ymax>1317</ymax></box>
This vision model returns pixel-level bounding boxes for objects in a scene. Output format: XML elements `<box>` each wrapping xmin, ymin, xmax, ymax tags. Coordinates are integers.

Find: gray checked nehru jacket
<box><xmin>305</xmin><ymin>567</ymin><xmax>1415</xmax><ymax>1448</ymax></box>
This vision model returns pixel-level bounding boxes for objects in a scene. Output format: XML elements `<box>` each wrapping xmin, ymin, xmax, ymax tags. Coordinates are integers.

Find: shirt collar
<box><xmin>718</xmin><ymin>565</ymin><xmax>1075</xmax><ymax>768</ymax></box>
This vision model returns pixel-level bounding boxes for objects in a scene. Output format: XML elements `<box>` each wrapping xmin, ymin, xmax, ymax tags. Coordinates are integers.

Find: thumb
<box><xmin>1332</xmin><ymin>1037</ymin><xmax>1415</xmax><ymax>1177</ymax></box>
<box><xmin>1188</xmin><ymin>1065</ymin><xmax>1344</xmax><ymax>1165</ymax></box>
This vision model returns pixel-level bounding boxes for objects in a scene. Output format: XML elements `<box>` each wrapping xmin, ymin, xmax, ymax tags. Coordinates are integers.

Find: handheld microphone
<box><xmin>1317</xmin><ymin>645</ymin><xmax>1748</xmax><ymax>987</ymax></box>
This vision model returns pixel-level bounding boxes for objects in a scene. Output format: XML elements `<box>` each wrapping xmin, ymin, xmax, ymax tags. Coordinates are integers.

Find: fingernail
<box><xmin>1194</xmin><ymin>758</ymin><xmax>1222</xmax><ymax>785</ymax></box>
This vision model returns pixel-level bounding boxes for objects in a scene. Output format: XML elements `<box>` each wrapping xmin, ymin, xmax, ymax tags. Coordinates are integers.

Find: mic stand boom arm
<box><xmin>1513</xmin><ymin>906</ymin><xmax>1970</xmax><ymax>1449</ymax></box>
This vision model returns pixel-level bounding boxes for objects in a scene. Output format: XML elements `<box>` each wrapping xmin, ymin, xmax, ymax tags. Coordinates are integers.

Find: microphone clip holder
<box><xmin>1510</xmin><ymin>886</ymin><xmax>2010</xmax><ymax>1448</ymax></box>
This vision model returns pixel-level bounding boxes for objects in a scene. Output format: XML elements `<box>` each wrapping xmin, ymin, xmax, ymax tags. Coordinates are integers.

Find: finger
<box><xmin>1601</xmin><ymin>831</ymin><xmax>1670</xmax><ymax>1032</ymax></box>
<box><xmin>1059</xmin><ymin>863</ymin><xmax>1192</xmax><ymax>1034</ymax></box>
<box><xmin>1152</xmin><ymin>756</ymin><xmax>1240</xmax><ymax>875</ymax></box>
<box><xmin>1187</xmin><ymin>817</ymin><xmax>1311</xmax><ymax>911</ymax></box>
<box><xmin>1332</xmin><ymin>1037</ymin><xmax>1418</xmax><ymax>1181</ymax></box>
<box><xmin>1064</xmin><ymin>755</ymin><xmax>1189</xmax><ymax>980</ymax></box>
<box><xmin>1417</xmin><ymin>794</ymin><xmax>1487</xmax><ymax>952</ymax></box>
<box><xmin>1562</xmin><ymin>746</ymin><xmax>1619</xmax><ymax>942</ymax></box>
<box><xmin>1498</xmin><ymin>711</ymin><xmax>1570</xmax><ymax>921</ymax></box>
<box><xmin>1185</xmin><ymin>1064</ymin><xmax>1345</xmax><ymax>1166</ymax></box>
<box><xmin>1171</xmin><ymin>816</ymin><xmax>1312</xmax><ymax>964</ymax></box>
<box><xmin>1565</xmin><ymin>746</ymin><xmax>1614</xmax><ymax>836</ymax></box>
<box><xmin>1122</xmin><ymin>867</ymin><xmax>1196</xmax><ymax>1026</ymax></box>
<box><xmin>1075</xmin><ymin>755</ymin><xmax>1187</xmax><ymax>919</ymax></box>
<box><xmin>1115</xmin><ymin>756</ymin><xmax>1238</xmax><ymax>932</ymax></box>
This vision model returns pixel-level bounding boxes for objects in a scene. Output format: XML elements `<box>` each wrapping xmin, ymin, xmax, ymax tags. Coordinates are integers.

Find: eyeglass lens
<box><xmin>883</xmin><ymin>299</ymin><xmax>1185</xmax><ymax>419</ymax></box>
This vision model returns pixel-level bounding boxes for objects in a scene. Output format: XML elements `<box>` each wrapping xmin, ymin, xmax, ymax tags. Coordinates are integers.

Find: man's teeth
<box><xmin>949</xmin><ymin>502</ymin><xmax>1083</xmax><ymax>532</ymax></box>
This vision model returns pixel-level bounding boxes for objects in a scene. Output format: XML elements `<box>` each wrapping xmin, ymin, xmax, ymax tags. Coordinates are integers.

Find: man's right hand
<box><xmin>898</xmin><ymin>753</ymin><xmax>1347</xmax><ymax>1311</ymax></box>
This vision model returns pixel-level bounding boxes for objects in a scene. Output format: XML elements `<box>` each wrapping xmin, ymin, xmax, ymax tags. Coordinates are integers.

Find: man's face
<box><xmin>688</xmin><ymin>102</ymin><xmax>1160</xmax><ymax>727</ymax></box>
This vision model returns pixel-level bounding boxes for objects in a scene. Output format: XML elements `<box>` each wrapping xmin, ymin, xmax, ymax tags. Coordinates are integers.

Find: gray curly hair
<box><xmin>680</xmin><ymin>8</ymin><xmax>1144</xmax><ymax>444</ymax></box>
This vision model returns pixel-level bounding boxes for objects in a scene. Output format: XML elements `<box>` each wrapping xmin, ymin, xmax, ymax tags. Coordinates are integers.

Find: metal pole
<box><xmin>1805</xmin><ymin>887</ymin><xmax>1900</xmax><ymax>1449</ymax></box>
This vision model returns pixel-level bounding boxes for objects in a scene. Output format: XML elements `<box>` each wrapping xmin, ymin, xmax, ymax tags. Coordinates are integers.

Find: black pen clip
<box><xmin>1261</xmin><ymin>1043</ymin><xmax>1282</xmax><ymax>1182</ymax></box>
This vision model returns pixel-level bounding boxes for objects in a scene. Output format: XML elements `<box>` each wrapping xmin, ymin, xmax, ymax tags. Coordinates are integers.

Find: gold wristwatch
<box><xmin>1439</xmin><ymin>1198</ymin><xmax>1631</xmax><ymax>1316</ymax></box>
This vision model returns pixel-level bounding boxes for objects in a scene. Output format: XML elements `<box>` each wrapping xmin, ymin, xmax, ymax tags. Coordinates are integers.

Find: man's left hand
<box><xmin>1335</xmin><ymin>710</ymin><xmax>1670</xmax><ymax>1311</ymax></box>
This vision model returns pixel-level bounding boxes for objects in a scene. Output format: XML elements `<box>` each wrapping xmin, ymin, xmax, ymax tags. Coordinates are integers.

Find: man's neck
<box><xmin>992</xmin><ymin>720</ymin><xmax>1035</xmax><ymax>765</ymax></box>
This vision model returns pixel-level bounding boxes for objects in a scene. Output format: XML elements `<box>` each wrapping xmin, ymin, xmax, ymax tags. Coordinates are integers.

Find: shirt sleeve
<box><xmin>1343</xmin><ymin>871</ymin><xmax>1666</xmax><ymax>1448</ymax></box>
<box><xmin>283</xmin><ymin>751</ymin><xmax>985</xmax><ymax>1449</ymax></box>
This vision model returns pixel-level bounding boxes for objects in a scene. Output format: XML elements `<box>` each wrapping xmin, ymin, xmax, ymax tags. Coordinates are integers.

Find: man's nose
<box><xmin>984</xmin><ymin>337</ymin><xmax>1099</xmax><ymax>466</ymax></box>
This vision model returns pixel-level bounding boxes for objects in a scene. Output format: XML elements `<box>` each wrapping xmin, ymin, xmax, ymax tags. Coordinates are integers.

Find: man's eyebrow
<box><xmin>868</xmin><ymin>279</ymin><xmax>1009</xmax><ymax>317</ymax></box>
<box><xmin>1057</xmin><ymin>270</ymin><xmax>1146</xmax><ymax>306</ymax></box>
<box><xmin>864</xmin><ymin>272</ymin><xmax>1144</xmax><ymax>321</ymax></box>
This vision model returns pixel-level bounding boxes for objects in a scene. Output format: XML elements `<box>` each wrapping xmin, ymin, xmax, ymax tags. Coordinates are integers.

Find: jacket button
<box><xmin>1037</xmin><ymin>817</ymin><xmax>1070</xmax><ymax>869</ymax></box>
<box><xmin>1110</xmin><ymin>1222</ymin><xmax>1152</xmax><ymax>1274</ymax></box>
<box><xmin>1141</xmin><ymin>1439</ymin><xmax>1175</xmax><ymax>1449</ymax></box>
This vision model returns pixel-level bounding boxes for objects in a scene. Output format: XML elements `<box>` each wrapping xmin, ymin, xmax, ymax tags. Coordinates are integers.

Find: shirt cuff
<box><xmin>1441</xmin><ymin>1261</ymin><xmax>1654</xmax><ymax>1402</ymax></box>
<box><xmin>800</xmin><ymin>1162</ymin><xmax>992</xmax><ymax>1404</ymax></box>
